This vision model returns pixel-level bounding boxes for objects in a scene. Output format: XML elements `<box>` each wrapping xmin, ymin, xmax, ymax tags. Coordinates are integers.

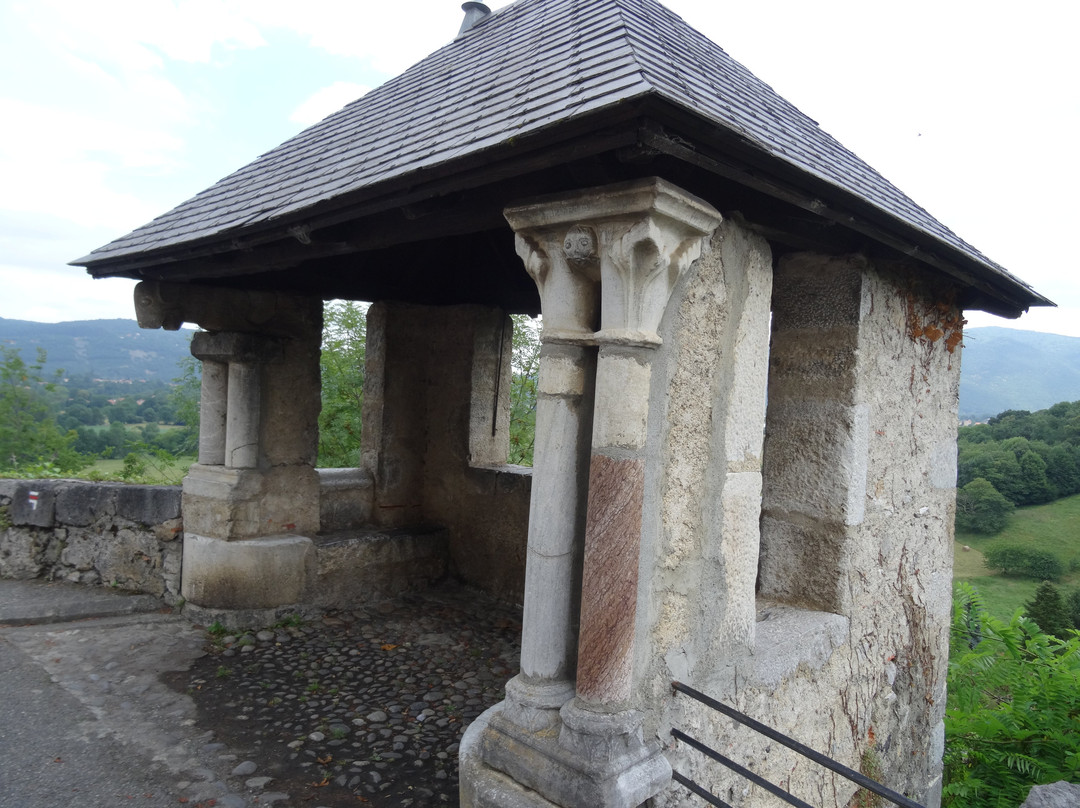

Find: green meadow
<box><xmin>953</xmin><ymin>493</ymin><xmax>1080</xmax><ymax>620</ymax></box>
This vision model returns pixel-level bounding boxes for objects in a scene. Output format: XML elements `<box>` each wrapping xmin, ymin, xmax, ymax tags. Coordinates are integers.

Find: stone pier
<box><xmin>464</xmin><ymin>178</ymin><xmax>722</xmax><ymax>808</ymax></box>
<box><xmin>134</xmin><ymin>281</ymin><xmax>323</xmax><ymax>613</ymax></box>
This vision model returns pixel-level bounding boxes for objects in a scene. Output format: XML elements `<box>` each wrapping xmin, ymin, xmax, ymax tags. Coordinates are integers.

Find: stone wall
<box><xmin>0</xmin><ymin>479</ymin><xmax>183</xmax><ymax>604</ymax></box>
<box><xmin>362</xmin><ymin>301</ymin><xmax>532</xmax><ymax>602</ymax></box>
<box><xmin>639</xmin><ymin>241</ymin><xmax>961</xmax><ymax>807</ymax></box>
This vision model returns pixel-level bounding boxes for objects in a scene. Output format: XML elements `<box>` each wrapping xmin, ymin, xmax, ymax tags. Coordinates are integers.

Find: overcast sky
<box><xmin>1</xmin><ymin>0</ymin><xmax>1076</xmax><ymax>337</ymax></box>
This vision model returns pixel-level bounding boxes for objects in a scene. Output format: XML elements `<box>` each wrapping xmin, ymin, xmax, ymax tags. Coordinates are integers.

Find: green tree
<box><xmin>1016</xmin><ymin>449</ymin><xmax>1055</xmax><ymax>505</ymax></box>
<box><xmin>1067</xmin><ymin>589</ymin><xmax>1080</xmax><ymax>633</ymax></box>
<box><xmin>508</xmin><ymin>315</ymin><xmax>540</xmax><ymax>466</ymax></box>
<box><xmin>318</xmin><ymin>300</ymin><xmax>367</xmax><ymax>468</ymax></box>
<box><xmin>0</xmin><ymin>346</ymin><xmax>87</xmax><ymax>472</ymax></box>
<box><xmin>1024</xmin><ymin>581</ymin><xmax>1073</xmax><ymax>637</ymax></box>
<box><xmin>955</xmin><ymin>477</ymin><xmax>1014</xmax><ymax>534</ymax></box>
<box><xmin>109</xmin><ymin>397</ymin><xmax>141</xmax><ymax>424</ymax></box>
<box><xmin>169</xmin><ymin>352</ymin><xmax>201</xmax><ymax>455</ymax></box>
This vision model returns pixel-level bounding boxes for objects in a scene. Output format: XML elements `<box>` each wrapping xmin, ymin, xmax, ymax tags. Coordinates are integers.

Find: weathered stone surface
<box><xmin>1020</xmin><ymin>781</ymin><xmax>1080</xmax><ymax>807</ymax></box>
<box><xmin>180</xmin><ymin>533</ymin><xmax>315</xmax><ymax>609</ymax></box>
<box><xmin>317</xmin><ymin>467</ymin><xmax>374</xmax><ymax>532</ymax></box>
<box><xmin>312</xmin><ymin>527</ymin><xmax>448</xmax><ymax>607</ymax></box>
<box><xmin>363</xmin><ymin>302</ymin><xmax>531</xmax><ymax>601</ymax></box>
<box><xmin>116</xmin><ymin>485</ymin><xmax>182</xmax><ymax>526</ymax></box>
<box><xmin>55</xmin><ymin>483</ymin><xmax>118</xmax><ymax>526</ymax></box>
<box><xmin>1</xmin><ymin>479</ymin><xmax>186</xmax><ymax>602</ymax></box>
<box><xmin>9</xmin><ymin>482</ymin><xmax>57</xmax><ymax>527</ymax></box>
<box><xmin>642</xmin><ymin>252</ymin><xmax>960</xmax><ymax>808</ymax></box>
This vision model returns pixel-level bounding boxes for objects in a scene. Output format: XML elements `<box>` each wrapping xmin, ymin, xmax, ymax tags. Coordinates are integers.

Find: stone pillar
<box><xmin>467</xmin><ymin>178</ymin><xmax>721</xmax><ymax>808</ymax></box>
<box><xmin>139</xmin><ymin>288</ymin><xmax>324</xmax><ymax>614</ymax></box>
<box><xmin>559</xmin><ymin>180</ymin><xmax>721</xmax><ymax>806</ymax></box>
<box><xmin>197</xmin><ymin>359</ymin><xmax>227</xmax><ymax>466</ymax></box>
<box><xmin>758</xmin><ymin>254</ymin><xmax>868</xmax><ymax>613</ymax></box>
<box><xmin>498</xmin><ymin>218</ymin><xmax>600</xmax><ymax>731</ymax></box>
<box><xmin>225</xmin><ymin>360</ymin><xmax>260</xmax><ymax>469</ymax></box>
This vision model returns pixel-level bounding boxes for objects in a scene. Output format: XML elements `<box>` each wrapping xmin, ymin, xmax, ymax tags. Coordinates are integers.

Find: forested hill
<box><xmin>0</xmin><ymin>317</ymin><xmax>192</xmax><ymax>381</ymax></box>
<box><xmin>960</xmin><ymin>327</ymin><xmax>1080</xmax><ymax>421</ymax></box>
<box><xmin>0</xmin><ymin>318</ymin><xmax>1077</xmax><ymax>417</ymax></box>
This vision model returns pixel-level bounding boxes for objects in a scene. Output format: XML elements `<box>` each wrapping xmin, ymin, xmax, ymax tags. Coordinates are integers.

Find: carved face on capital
<box><xmin>563</xmin><ymin>224</ymin><xmax>598</xmax><ymax>267</ymax></box>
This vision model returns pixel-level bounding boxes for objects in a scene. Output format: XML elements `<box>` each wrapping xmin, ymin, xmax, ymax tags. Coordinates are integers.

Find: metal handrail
<box><xmin>671</xmin><ymin>680</ymin><xmax>925</xmax><ymax>808</ymax></box>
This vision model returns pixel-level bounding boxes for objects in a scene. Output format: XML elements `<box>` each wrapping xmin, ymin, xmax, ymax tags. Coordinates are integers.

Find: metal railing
<box><xmin>670</xmin><ymin>681</ymin><xmax>925</xmax><ymax>808</ymax></box>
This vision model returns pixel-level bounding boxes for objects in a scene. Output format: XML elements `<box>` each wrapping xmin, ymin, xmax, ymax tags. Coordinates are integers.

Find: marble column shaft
<box><xmin>575</xmin><ymin>351</ymin><xmax>650</xmax><ymax>706</ymax></box>
<box><xmin>518</xmin><ymin>343</ymin><xmax>595</xmax><ymax>686</ymax></box>
<box><xmin>498</xmin><ymin>220</ymin><xmax>601</xmax><ymax>728</ymax></box>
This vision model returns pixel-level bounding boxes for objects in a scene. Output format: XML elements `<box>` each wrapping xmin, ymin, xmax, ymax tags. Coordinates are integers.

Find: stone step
<box><xmin>311</xmin><ymin>525</ymin><xmax>449</xmax><ymax>608</ymax></box>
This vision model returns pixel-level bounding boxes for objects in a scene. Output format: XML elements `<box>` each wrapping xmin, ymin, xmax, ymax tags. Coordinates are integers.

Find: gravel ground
<box><xmin>171</xmin><ymin>581</ymin><xmax>523</xmax><ymax>807</ymax></box>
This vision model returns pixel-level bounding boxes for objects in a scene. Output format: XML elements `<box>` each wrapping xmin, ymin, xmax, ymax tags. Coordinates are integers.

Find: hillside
<box><xmin>959</xmin><ymin>327</ymin><xmax>1080</xmax><ymax>420</ymax></box>
<box><xmin>1</xmin><ymin>318</ymin><xmax>1077</xmax><ymax>414</ymax></box>
<box><xmin>0</xmin><ymin>317</ymin><xmax>192</xmax><ymax>381</ymax></box>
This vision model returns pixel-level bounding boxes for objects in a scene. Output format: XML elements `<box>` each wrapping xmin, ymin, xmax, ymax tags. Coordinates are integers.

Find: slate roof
<box><xmin>75</xmin><ymin>0</ymin><xmax>1048</xmax><ymax>310</ymax></box>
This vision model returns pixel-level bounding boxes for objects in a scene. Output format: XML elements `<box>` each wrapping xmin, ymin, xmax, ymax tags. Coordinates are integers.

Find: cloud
<box><xmin>0</xmin><ymin>98</ymin><xmax>184</xmax><ymax>229</ymax></box>
<box><xmin>231</xmin><ymin>0</ymin><xmax>515</xmax><ymax>75</ymax></box>
<box><xmin>39</xmin><ymin>0</ymin><xmax>266</xmax><ymax>69</ymax></box>
<box><xmin>290</xmin><ymin>82</ymin><xmax>372</xmax><ymax>127</ymax></box>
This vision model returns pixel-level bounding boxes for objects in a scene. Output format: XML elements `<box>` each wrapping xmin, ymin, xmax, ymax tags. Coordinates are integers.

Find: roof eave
<box><xmin>630</xmin><ymin>99</ymin><xmax>1053</xmax><ymax>317</ymax></box>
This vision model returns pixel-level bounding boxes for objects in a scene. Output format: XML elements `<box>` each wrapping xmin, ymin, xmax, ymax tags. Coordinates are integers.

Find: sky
<box><xmin>0</xmin><ymin>0</ymin><xmax>1076</xmax><ymax>336</ymax></box>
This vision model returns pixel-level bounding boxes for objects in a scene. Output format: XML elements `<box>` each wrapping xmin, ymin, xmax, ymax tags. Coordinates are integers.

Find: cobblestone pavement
<box><xmin>176</xmin><ymin>582</ymin><xmax>523</xmax><ymax>807</ymax></box>
<box><xmin>0</xmin><ymin>581</ymin><xmax>522</xmax><ymax>808</ymax></box>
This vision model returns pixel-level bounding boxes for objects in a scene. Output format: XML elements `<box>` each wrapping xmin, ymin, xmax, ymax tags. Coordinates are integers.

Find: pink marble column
<box><xmin>575</xmin><ymin>451</ymin><xmax>645</xmax><ymax>705</ymax></box>
<box><xmin>570</xmin><ymin>180</ymin><xmax>722</xmax><ymax>716</ymax></box>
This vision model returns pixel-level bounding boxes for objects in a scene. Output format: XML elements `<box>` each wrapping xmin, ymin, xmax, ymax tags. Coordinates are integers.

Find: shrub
<box><xmin>982</xmin><ymin>544</ymin><xmax>1065</xmax><ymax>580</ymax></box>
<box><xmin>944</xmin><ymin>584</ymin><xmax>1080</xmax><ymax>806</ymax></box>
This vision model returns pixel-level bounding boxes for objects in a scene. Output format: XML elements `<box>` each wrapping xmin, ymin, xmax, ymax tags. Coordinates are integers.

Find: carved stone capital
<box><xmin>505</xmin><ymin>178</ymin><xmax>721</xmax><ymax>346</ymax></box>
<box><xmin>511</xmin><ymin>231</ymin><xmax>600</xmax><ymax>344</ymax></box>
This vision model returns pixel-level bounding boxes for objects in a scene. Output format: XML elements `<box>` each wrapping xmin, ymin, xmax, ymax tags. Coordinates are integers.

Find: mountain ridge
<box><xmin>1</xmin><ymin>318</ymin><xmax>1077</xmax><ymax>420</ymax></box>
<box><xmin>0</xmin><ymin>316</ymin><xmax>193</xmax><ymax>382</ymax></box>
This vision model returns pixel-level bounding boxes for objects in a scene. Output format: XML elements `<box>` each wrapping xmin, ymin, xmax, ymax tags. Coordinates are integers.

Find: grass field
<box><xmin>953</xmin><ymin>493</ymin><xmax>1080</xmax><ymax>621</ymax></box>
<box><xmin>85</xmin><ymin>455</ymin><xmax>194</xmax><ymax>485</ymax></box>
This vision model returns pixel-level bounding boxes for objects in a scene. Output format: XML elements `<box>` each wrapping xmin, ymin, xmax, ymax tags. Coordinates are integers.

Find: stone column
<box><xmin>146</xmin><ymin>290</ymin><xmax>324</xmax><ymax>615</ymax></box>
<box><xmin>225</xmin><ymin>360</ymin><xmax>260</xmax><ymax>469</ymax></box>
<box><xmin>497</xmin><ymin>218</ymin><xmax>601</xmax><ymax>731</ymax></box>
<box><xmin>194</xmin><ymin>356</ymin><xmax>227</xmax><ymax>466</ymax></box>
<box><xmin>558</xmin><ymin>179</ymin><xmax>722</xmax><ymax>807</ymax></box>
<box><xmin>467</xmin><ymin>178</ymin><xmax>720</xmax><ymax>808</ymax></box>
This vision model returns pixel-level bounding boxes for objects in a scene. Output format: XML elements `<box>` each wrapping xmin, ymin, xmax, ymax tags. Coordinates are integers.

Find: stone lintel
<box><xmin>134</xmin><ymin>279</ymin><xmax>318</xmax><ymax>337</ymax></box>
<box><xmin>190</xmin><ymin>330</ymin><xmax>284</xmax><ymax>364</ymax></box>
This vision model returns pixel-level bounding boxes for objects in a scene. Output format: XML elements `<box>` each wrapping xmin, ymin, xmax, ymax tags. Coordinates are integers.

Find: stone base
<box><xmin>180</xmin><ymin>533</ymin><xmax>315</xmax><ymax>610</ymax></box>
<box><xmin>182</xmin><ymin>601</ymin><xmax>322</xmax><ymax>632</ymax></box>
<box><xmin>461</xmin><ymin>705</ymin><xmax>562</xmax><ymax>808</ymax></box>
<box><xmin>311</xmin><ymin>526</ymin><xmax>449</xmax><ymax>607</ymax></box>
<box><xmin>465</xmin><ymin>699</ymin><xmax>670</xmax><ymax>808</ymax></box>
<box><xmin>182</xmin><ymin>464</ymin><xmax>320</xmax><ymax>539</ymax></box>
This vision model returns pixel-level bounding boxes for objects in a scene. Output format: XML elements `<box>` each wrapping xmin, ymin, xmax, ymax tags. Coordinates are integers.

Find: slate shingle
<box><xmin>75</xmin><ymin>0</ymin><xmax>1046</xmax><ymax>307</ymax></box>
